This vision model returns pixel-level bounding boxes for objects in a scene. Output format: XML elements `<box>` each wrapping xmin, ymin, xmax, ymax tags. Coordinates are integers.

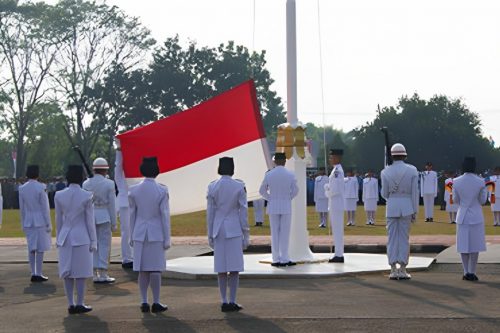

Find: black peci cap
<box><xmin>140</xmin><ymin>157</ymin><xmax>160</xmax><ymax>178</ymax></box>
<box><xmin>26</xmin><ymin>165</ymin><xmax>39</xmax><ymax>179</ymax></box>
<box><xmin>218</xmin><ymin>157</ymin><xmax>234</xmax><ymax>176</ymax></box>
<box><xmin>66</xmin><ymin>165</ymin><xmax>84</xmax><ymax>184</ymax></box>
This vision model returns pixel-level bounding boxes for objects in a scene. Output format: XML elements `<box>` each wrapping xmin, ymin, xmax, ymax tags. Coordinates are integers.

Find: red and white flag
<box><xmin>117</xmin><ymin>80</ymin><xmax>272</xmax><ymax>215</ymax></box>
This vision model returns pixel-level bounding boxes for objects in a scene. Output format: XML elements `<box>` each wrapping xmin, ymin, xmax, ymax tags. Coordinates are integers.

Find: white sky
<box><xmin>106</xmin><ymin>0</ymin><xmax>500</xmax><ymax>145</ymax></box>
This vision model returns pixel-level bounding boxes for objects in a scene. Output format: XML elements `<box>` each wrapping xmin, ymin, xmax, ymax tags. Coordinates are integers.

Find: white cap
<box><xmin>92</xmin><ymin>157</ymin><xmax>109</xmax><ymax>169</ymax></box>
<box><xmin>390</xmin><ymin>143</ymin><xmax>407</xmax><ymax>156</ymax></box>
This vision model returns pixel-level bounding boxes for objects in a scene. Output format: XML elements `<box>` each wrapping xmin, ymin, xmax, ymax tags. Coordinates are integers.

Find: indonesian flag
<box><xmin>117</xmin><ymin>80</ymin><xmax>272</xmax><ymax>215</ymax></box>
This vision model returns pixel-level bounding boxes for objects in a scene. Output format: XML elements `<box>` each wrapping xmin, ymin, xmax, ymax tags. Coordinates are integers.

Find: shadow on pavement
<box><xmin>63</xmin><ymin>313</ymin><xmax>110</xmax><ymax>332</ymax></box>
<box><xmin>23</xmin><ymin>282</ymin><xmax>57</xmax><ymax>296</ymax></box>
<box><xmin>225</xmin><ymin>312</ymin><xmax>287</xmax><ymax>333</ymax></box>
<box><xmin>141</xmin><ymin>312</ymin><xmax>197</xmax><ymax>332</ymax></box>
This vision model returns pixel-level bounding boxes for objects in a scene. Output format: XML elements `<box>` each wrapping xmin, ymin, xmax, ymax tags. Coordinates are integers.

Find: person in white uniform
<box><xmin>259</xmin><ymin>152</ymin><xmax>299</xmax><ymax>267</ymax></box>
<box><xmin>0</xmin><ymin>182</ymin><xmax>3</xmax><ymax>230</ymax></box>
<box><xmin>362</xmin><ymin>171</ymin><xmax>379</xmax><ymax>225</ymax></box>
<box><xmin>420</xmin><ymin>162</ymin><xmax>437</xmax><ymax>222</ymax></box>
<box><xmin>83</xmin><ymin>157</ymin><xmax>117</xmax><ymax>283</ymax></box>
<box><xmin>488</xmin><ymin>167</ymin><xmax>499</xmax><ymax>226</ymax></box>
<box><xmin>444</xmin><ymin>171</ymin><xmax>458</xmax><ymax>224</ymax></box>
<box><xmin>253</xmin><ymin>198</ymin><xmax>265</xmax><ymax>227</ymax></box>
<box><xmin>325</xmin><ymin>149</ymin><xmax>346</xmax><ymax>263</ymax></box>
<box><xmin>114</xmin><ymin>143</ymin><xmax>133</xmax><ymax>268</ymax></box>
<box><xmin>314</xmin><ymin>167</ymin><xmax>329</xmax><ymax>228</ymax></box>
<box><xmin>129</xmin><ymin>157</ymin><xmax>170</xmax><ymax>313</ymax></box>
<box><xmin>18</xmin><ymin>165</ymin><xmax>52</xmax><ymax>282</ymax></box>
<box><xmin>381</xmin><ymin>143</ymin><xmax>419</xmax><ymax>280</ymax></box>
<box><xmin>344</xmin><ymin>169</ymin><xmax>359</xmax><ymax>226</ymax></box>
<box><xmin>207</xmin><ymin>157</ymin><xmax>249</xmax><ymax>312</ymax></box>
<box><xmin>55</xmin><ymin>165</ymin><xmax>96</xmax><ymax>314</ymax></box>
<box><xmin>453</xmin><ymin>157</ymin><xmax>488</xmax><ymax>281</ymax></box>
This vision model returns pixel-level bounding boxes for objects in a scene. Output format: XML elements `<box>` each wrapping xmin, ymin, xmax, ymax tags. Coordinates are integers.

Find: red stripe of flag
<box><xmin>117</xmin><ymin>80</ymin><xmax>265</xmax><ymax>178</ymax></box>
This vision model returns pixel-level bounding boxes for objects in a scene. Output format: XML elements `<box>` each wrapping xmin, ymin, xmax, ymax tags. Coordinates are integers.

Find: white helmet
<box><xmin>92</xmin><ymin>157</ymin><xmax>109</xmax><ymax>169</ymax></box>
<box><xmin>390</xmin><ymin>143</ymin><xmax>407</xmax><ymax>156</ymax></box>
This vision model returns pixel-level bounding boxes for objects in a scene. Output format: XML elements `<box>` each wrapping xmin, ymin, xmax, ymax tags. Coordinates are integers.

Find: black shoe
<box><xmin>229</xmin><ymin>303</ymin><xmax>243</xmax><ymax>311</ymax></box>
<box><xmin>140</xmin><ymin>303</ymin><xmax>150</xmax><ymax>313</ymax></box>
<box><xmin>329</xmin><ymin>256</ymin><xmax>344</xmax><ymax>263</ymax></box>
<box><xmin>284</xmin><ymin>261</ymin><xmax>297</xmax><ymax>267</ymax></box>
<box><xmin>255</xmin><ymin>222</ymin><xmax>263</xmax><ymax>227</ymax></box>
<box><xmin>271</xmin><ymin>262</ymin><xmax>281</xmax><ymax>267</ymax></box>
<box><xmin>74</xmin><ymin>304</ymin><xmax>92</xmax><ymax>314</ymax></box>
<box><xmin>425</xmin><ymin>218</ymin><xmax>429</xmax><ymax>222</ymax></box>
<box><xmin>451</xmin><ymin>221</ymin><xmax>456</xmax><ymax>224</ymax></box>
<box><xmin>68</xmin><ymin>305</ymin><xmax>77</xmax><ymax>314</ymax></box>
<box><xmin>319</xmin><ymin>224</ymin><xmax>326</xmax><ymax>228</ymax></box>
<box><xmin>122</xmin><ymin>262</ymin><xmax>133</xmax><ymax>269</ymax></box>
<box><xmin>430</xmin><ymin>218</ymin><xmax>434</xmax><ymax>222</ymax></box>
<box><xmin>151</xmin><ymin>303</ymin><xmax>168</xmax><ymax>313</ymax></box>
<box><xmin>31</xmin><ymin>275</ymin><xmax>49</xmax><ymax>282</ymax></box>
<box><xmin>221</xmin><ymin>303</ymin><xmax>233</xmax><ymax>312</ymax></box>
<box><xmin>470</xmin><ymin>273</ymin><xmax>479</xmax><ymax>281</ymax></box>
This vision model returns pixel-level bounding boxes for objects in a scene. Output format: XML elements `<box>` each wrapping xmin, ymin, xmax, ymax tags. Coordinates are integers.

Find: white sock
<box><xmin>218</xmin><ymin>273</ymin><xmax>228</xmax><ymax>303</ymax></box>
<box><xmin>448</xmin><ymin>213</ymin><xmax>453</xmax><ymax>223</ymax></box>
<box><xmin>460</xmin><ymin>253</ymin><xmax>470</xmax><ymax>274</ymax></box>
<box><xmin>35</xmin><ymin>252</ymin><xmax>44</xmax><ymax>276</ymax></box>
<box><xmin>351</xmin><ymin>211</ymin><xmax>356</xmax><ymax>223</ymax></box>
<box><xmin>64</xmin><ymin>278</ymin><xmax>75</xmax><ymax>306</ymax></box>
<box><xmin>228</xmin><ymin>272</ymin><xmax>239</xmax><ymax>303</ymax></box>
<box><xmin>469</xmin><ymin>253</ymin><xmax>479</xmax><ymax>274</ymax></box>
<box><xmin>138</xmin><ymin>272</ymin><xmax>150</xmax><ymax>304</ymax></box>
<box><xmin>150</xmin><ymin>272</ymin><xmax>162</xmax><ymax>304</ymax></box>
<box><xmin>28</xmin><ymin>252</ymin><xmax>36</xmax><ymax>275</ymax></box>
<box><xmin>75</xmin><ymin>278</ymin><xmax>86</xmax><ymax>305</ymax></box>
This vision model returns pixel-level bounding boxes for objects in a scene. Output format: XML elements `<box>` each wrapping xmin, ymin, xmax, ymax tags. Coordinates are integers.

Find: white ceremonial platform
<box><xmin>165</xmin><ymin>253</ymin><xmax>435</xmax><ymax>279</ymax></box>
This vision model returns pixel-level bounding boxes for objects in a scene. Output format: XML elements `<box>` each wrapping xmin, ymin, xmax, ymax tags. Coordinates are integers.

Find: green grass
<box><xmin>1</xmin><ymin>206</ymin><xmax>498</xmax><ymax>238</ymax></box>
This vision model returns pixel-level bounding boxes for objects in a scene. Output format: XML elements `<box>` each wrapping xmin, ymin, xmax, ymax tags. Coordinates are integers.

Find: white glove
<box><xmin>115</xmin><ymin>138</ymin><xmax>121</xmax><ymax>150</ymax></box>
<box><xmin>208</xmin><ymin>237</ymin><xmax>214</xmax><ymax>249</ymax></box>
<box><xmin>129</xmin><ymin>239</ymin><xmax>134</xmax><ymax>248</ymax></box>
<box><xmin>46</xmin><ymin>225</ymin><xmax>52</xmax><ymax>233</ymax></box>
<box><xmin>90</xmin><ymin>241</ymin><xmax>97</xmax><ymax>253</ymax></box>
<box><xmin>111</xmin><ymin>224</ymin><xmax>118</xmax><ymax>232</ymax></box>
<box><xmin>411</xmin><ymin>214</ymin><xmax>416</xmax><ymax>223</ymax></box>
<box><xmin>243</xmin><ymin>231</ymin><xmax>250</xmax><ymax>250</ymax></box>
<box><xmin>163</xmin><ymin>241</ymin><xmax>171</xmax><ymax>250</ymax></box>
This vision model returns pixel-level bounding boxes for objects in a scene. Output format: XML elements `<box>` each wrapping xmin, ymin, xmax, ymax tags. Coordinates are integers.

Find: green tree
<box><xmin>352</xmin><ymin>94</ymin><xmax>500</xmax><ymax>172</ymax></box>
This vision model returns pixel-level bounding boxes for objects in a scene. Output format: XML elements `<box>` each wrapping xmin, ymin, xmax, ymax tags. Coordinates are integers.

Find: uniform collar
<box><xmin>68</xmin><ymin>183</ymin><xmax>80</xmax><ymax>189</ymax></box>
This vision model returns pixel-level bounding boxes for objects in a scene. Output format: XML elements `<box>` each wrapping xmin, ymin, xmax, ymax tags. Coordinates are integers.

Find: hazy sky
<box><xmin>105</xmin><ymin>0</ymin><xmax>500</xmax><ymax>144</ymax></box>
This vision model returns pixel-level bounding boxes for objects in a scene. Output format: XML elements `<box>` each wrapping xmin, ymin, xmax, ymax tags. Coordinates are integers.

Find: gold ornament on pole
<box><xmin>275</xmin><ymin>124</ymin><xmax>306</xmax><ymax>159</ymax></box>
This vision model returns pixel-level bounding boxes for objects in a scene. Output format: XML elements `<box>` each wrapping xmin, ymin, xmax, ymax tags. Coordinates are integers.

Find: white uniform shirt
<box><xmin>55</xmin><ymin>184</ymin><xmax>97</xmax><ymax>247</ymax></box>
<box><xmin>18</xmin><ymin>179</ymin><xmax>51</xmax><ymax>229</ymax></box>
<box><xmin>488</xmin><ymin>175</ymin><xmax>499</xmax><ymax>210</ymax></box>
<box><xmin>83</xmin><ymin>174</ymin><xmax>117</xmax><ymax>227</ymax></box>
<box><xmin>453</xmin><ymin>173</ymin><xmax>487</xmax><ymax>224</ymax></box>
<box><xmin>362</xmin><ymin>177</ymin><xmax>379</xmax><ymax>201</ymax></box>
<box><xmin>207</xmin><ymin>176</ymin><xmax>249</xmax><ymax>239</ymax></box>
<box><xmin>259</xmin><ymin>166</ymin><xmax>299</xmax><ymax>215</ymax></box>
<box><xmin>129</xmin><ymin>178</ymin><xmax>171</xmax><ymax>247</ymax></box>
<box><xmin>114</xmin><ymin>151</ymin><xmax>129</xmax><ymax>208</ymax></box>
<box><xmin>325</xmin><ymin>164</ymin><xmax>345</xmax><ymax>211</ymax></box>
<box><xmin>420</xmin><ymin>170</ymin><xmax>438</xmax><ymax>197</ymax></box>
<box><xmin>314</xmin><ymin>175</ymin><xmax>329</xmax><ymax>202</ymax></box>
<box><xmin>343</xmin><ymin>177</ymin><xmax>359</xmax><ymax>199</ymax></box>
<box><xmin>444</xmin><ymin>178</ymin><xmax>454</xmax><ymax>205</ymax></box>
<box><xmin>381</xmin><ymin>161</ymin><xmax>419</xmax><ymax>218</ymax></box>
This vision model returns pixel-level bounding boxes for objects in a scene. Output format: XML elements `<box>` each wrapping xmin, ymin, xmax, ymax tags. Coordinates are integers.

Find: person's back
<box><xmin>19</xmin><ymin>179</ymin><xmax>50</xmax><ymax>229</ymax></box>
<box><xmin>260</xmin><ymin>166</ymin><xmax>298</xmax><ymax>214</ymax></box>
<box><xmin>453</xmin><ymin>173</ymin><xmax>487</xmax><ymax>224</ymax></box>
<box><xmin>381</xmin><ymin>161</ymin><xmax>419</xmax><ymax>218</ymax></box>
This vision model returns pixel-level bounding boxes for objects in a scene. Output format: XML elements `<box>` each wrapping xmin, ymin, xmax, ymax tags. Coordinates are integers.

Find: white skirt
<box><xmin>315</xmin><ymin>199</ymin><xmax>329</xmax><ymax>213</ymax></box>
<box><xmin>213</xmin><ymin>226</ymin><xmax>244</xmax><ymax>273</ymax></box>
<box><xmin>25</xmin><ymin>227</ymin><xmax>51</xmax><ymax>252</ymax></box>
<box><xmin>446</xmin><ymin>203</ymin><xmax>459</xmax><ymax>213</ymax></box>
<box><xmin>58</xmin><ymin>243</ymin><xmax>93</xmax><ymax>279</ymax></box>
<box><xmin>491</xmin><ymin>200</ymin><xmax>500</xmax><ymax>212</ymax></box>
<box><xmin>133</xmin><ymin>240</ymin><xmax>166</xmax><ymax>272</ymax></box>
<box><xmin>344</xmin><ymin>198</ymin><xmax>357</xmax><ymax>211</ymax></box>
<box><xmin>456</xmin><ymin>223</ymin><xmax>486</xmax><ymax>253</ymax></box>
<box><xmin>363</xmin><ymin>199</ymin><xmax>377</xmax><ymax>211</ymax></box>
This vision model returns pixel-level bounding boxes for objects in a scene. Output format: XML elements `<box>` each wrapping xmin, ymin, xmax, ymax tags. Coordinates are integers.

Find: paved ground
<box><xmin>2</xmin><ymin>258</ymin><xmax>500</xmax><ymax>332</ymax></box>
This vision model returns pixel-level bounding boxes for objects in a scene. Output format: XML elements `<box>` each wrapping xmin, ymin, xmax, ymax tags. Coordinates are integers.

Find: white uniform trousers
<box><xmin>93</xmin><ymin>222</ymin><xmax>111</xmax><ymax>269</ymax></box>
<box><xmin>329</xmin><ymin>210</ymin><xmax>344</xmax><ymax>257</ymax></box>
<box><xmin>269</xmin><ymin>214</ymin><xmax>291</xmax><ymax>264</ymax></box>
<box><xmin>253</xmin><ymin>200</ymin><xmax>265</xmax><ymax>223</ymax></box>
<box><xmin>119</xmin><ymin>207</ymin><xmax>133</xmax><ymax>263</ymax></box>
<box><xmin>386</xmin><ymin>216</ymin><xmax>411</xmax><ymax>265</ymax></box>
<box><xmin>423</xmin><ymin>194</ymin><xmax>435</xmax><ymax>218</ymax></box>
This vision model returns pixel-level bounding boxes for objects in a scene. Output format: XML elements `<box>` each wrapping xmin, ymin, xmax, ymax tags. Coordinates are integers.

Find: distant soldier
<box><xmin>453</xmin><ymin>157</ymin><xmax>487</xmax><ymax>281</ymax></box>
<box><xmin>444</xmin><ymin>171</ymin><xmax>458</xmax><ymax>224</ymax></box>
<box><xmin>488</xmin><ymin>167</ymin><xmax>500</xmax><ymax>226</ymax></box>
<box><xmin>259</xmin><ymin>152</ymin><xmax>299</xmax><ymax>267</ymax></box>
<box><xmin>381</xmin><ymin>144</ymin><xmax>419</xmax><ymax>280</ymax></box>
<box><xmin>115</xmin><ymin>142</ymin><xmax>133</xmax><ymax>268</ymax></box>
<box><xmin>420</xmin><ymin>162</ymin><xmax>437</xmax><ymax>222</ymax></box>
<box><xmin>325</xmin><ymin>149</ymin><xmax>345</xmax><ymax>263</ymax></box>
<box><xmin>253</xmin><ymin>198</ymin><xmax>265</xmax><ymax>227</ymax></box>
<box><xmin>344</xmin><ymin>168</ymin><xmax>359</xmax><ymax>226</ymax></box>
<box><xmin>83</xmin><ymin>157</ymin><xmax>117</xmax><ymax>283</ymax></box>
<box><xmin>314</xmin><ymin>167</ymin><xmax>329</xmax><ymax>228</ymax></box>
<box><xmin>55</xmin><ymin>165</ymin><xmax>96</xmax><ymax>314</ymax></box>
<box><xmin>129</xmin><ymin>157</ymin><xmax>170</xmax><ymax>313</ymax></box>
<box><xmin>207</xmin><ymin>157</ymin><xmax>249</xmax><ymax>312</ymax></box>
<box><xmin>362</xmin><ymin>171</ymin><xmax>379</xmax><ymax>225</ymax></box>
<box><xmin>0</xmin><ymin>182</ymin><xmax>3</xmax><ymax>229</ymax></box>
<box><xmin>18</xmin><ymin>165</ymin><xmax>52</xmax><ymax>282</ymax></box>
